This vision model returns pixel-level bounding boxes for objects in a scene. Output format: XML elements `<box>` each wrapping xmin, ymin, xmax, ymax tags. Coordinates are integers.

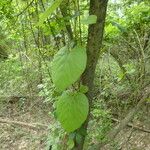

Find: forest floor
<box><xmin>0</xmin><ymin>97</ymin><xmax>52</xmax><ymax>150</ymax></box>
<box><xmin>0</xmin><ymin>97</ymin><xmax>150</xmax><ymax>150</ymax></box>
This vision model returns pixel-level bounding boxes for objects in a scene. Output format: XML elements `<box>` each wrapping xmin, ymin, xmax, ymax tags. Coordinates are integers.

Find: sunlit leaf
<box><xmin>56</xmin><ymin>92</ymin><xmax>89</xmax><ymax>132</ymax></box>
<box><xmin>39</xmin><ymin>0</ymin><xmax>63</xmax><ymax>26</ymax></box>
<box><xmin>81</xmin><ymin>15</ymin><xmax>97</xmax><ymax>25</ymax></box>
<box><xmin>79</xmin><ymin>85</ymin><xmax>88</xmax><ymax>93</ymax></box>
<box><xmin>51</xmin><ymin>45</ymin><xmax>87</xmax><ymax>91</ymax></box>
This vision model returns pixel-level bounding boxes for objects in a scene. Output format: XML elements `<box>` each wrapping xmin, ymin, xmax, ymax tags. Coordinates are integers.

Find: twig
<box><xmin>0</xmin><ymin>118</ymin><xmax>48</xmax><ymax>130</ymax></box>
<box><xmin>60</xmin><ymin>0</ymin><xmax>74</xmax><ymax>41</ymax></box>
<box><xmin>111</xmin><ymin>118</ymin><xmax>150</xmax><ymax>133</ymax></box>
<box><xmin>107</xmin><ymin>86</ymin><xmax>150</xmax><ymax>141</ymax></box>
<box><xmin>93</xmin><ymin>86</ymin><xmax>150</xmax><ymax>150</ymax></box>
<box><xmin>16</xmin><ymin>0</ymin><xmax>35</xmax><ymax>17</ymax></box>
<box><xmin>120</xmin><ymin>128</ymin><xmax>134</xmax><ymax>150</ymax></box>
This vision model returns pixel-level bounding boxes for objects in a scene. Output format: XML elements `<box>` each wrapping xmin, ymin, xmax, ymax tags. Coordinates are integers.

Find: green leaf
<box><xmin>67</xmin><ymin>138</ymin><xmax>75</xmax><ymax>149</ymax></box>
<box><xmin>81</xmin><ymin>15</ymin><xmax>97</xmax><ymax>25</ymax></box>
<box><xmin>146</xmin><ymin>98</ymin><xmax>150</xmax><ymax>102</ymax></box>
<box><xmin>51</xmin><ymin>46</ymin><xmax>87</xmax><ymax>91</ymax></box>
<box><xmin>110</xmin><ymin>21</ymin><xmax>127</xmax><ymax>33</ymax></box>
<box><xmin>79</xmin><ymin>85</ymin><xmax>88</xmax><ymax>93</ymax></box>
<box><xmin>56</xmin><ymin>92</ymin><xmax>89</xmax><ymax>132</ymax></box>
<box><xmin>39</xmin><ymin>0</ymin><xmax>63</xmax><ymax>26</ymax></box>
<box><xmin>75</xmin><ymin>133</ymin><xmax>82</xmax><ymax>144</ymax></box>
<box><xmin>69</xmin><ymin>132</ymin><xmax>76</xmax><ymax>140</ymax></box>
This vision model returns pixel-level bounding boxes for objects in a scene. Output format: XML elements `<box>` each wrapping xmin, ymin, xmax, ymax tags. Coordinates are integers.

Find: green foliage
<box><xmin>0</xmin><ymin>0</ymin><xmax>149</xmax><ymax>149</ymax></box>
<box><xmin>0</xmin><ymin>53</ymin><xmax>41</xmax><ymax>97</ymax></box>
<box><xmin>0</xmin><ymin>55</ymin><xmax>22</xmax><ymax>95</ymax></box>
<box><xmin>39</xmin><ymin>0</ymin><xmax>63</xmax><ymax>26</ymax></box>
<box><xmin>81</xmin><ymin>15</ymin><xmax>97</xmax><ymax>25</ymax></box>
<box><xmin>67</xmin><ymin>138</ymin><xmax>75</xmax><ymax>149</ymax></box>
<box><xmin>86</xmin><ymin>100</ymin><xmax>112</xmax><ymax>148</ymax></box>
<box><xmin>126</xmin><ymin>2</ymin><xmax>150</xmax><ymax>29</ymax></box>
<box><xmin>105</xmin><ymin>23</ymin><xmax>121</xmax><ymax>39</ymax></box>
<box><xmin>51</xmin><ymin>45</ymin><xmax>87</xmax><ymax>91</ymax></box>
<box><xmin>79</xmin><ymin>85</ymin><xmax>89</xmax><ymax>93</ymax></box>
<box><xmin>92</xmin><ymin>108</ymin><xmax>112</xmax><ymax>141</ymax></box>
<box><xmin>56</xmin><ymin>91</ymin><xmax>89</xmax><ymax>132</ymax></box>
<box><xmin>46</xmin><ymin>122</ymin><xmax>65</xmax><ymax>150</ymax></box>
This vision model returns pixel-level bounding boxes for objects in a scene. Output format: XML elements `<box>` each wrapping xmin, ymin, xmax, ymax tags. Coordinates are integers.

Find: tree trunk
<box><xmin>73</xmin><ymin>0</ymin><xmax>108</xmax><ymax>149</ymax></box>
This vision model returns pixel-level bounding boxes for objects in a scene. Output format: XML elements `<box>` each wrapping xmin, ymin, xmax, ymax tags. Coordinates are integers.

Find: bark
<box><xmin>73</xmin><ymin>0</ymin><xmax>108</xmax><ymax>149</ymax></box>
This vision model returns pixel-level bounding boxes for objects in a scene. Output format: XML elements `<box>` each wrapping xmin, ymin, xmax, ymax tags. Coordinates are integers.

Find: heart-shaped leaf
<box><xmin>56</xmin><ymin>92</ymin><xmax>89</xmax><ymax>132</ymax></box>
<box><xmin>51</xmin><ymin>46</ymin><xmax>87</xmax><ymax>91</ymax></box>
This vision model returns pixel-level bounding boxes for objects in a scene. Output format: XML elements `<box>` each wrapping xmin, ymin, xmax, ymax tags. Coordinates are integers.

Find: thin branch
<box><xmin>0</xmin><ymin>118</ymin><xmax>48</xmax><ymax>130</ymax></box>
<box><xmin>40</xmin><ymin>0</ymin><xmax>60</xmax><ymax>50</ymax></box>
<box><xmin>60</xmin><ymin>0</ymin><xmax>74</xmax><ymax>41</ymax></box>
<box><xmin>110</xmin><ymin>51</ymin><xmax>133</xmax><ymax>88</ymax></box>
<box><xmin>16</xmin><ymin>0</ymin><xmax>35</xmax><ymax>17</ymax></box>
<box><xmin>108</xmin><ymin>86</ymin><xmax>150</xmax><ymax>140</ymax></box>
<box><xmin>94</xmin><ymin>86</ymin><xmax>150</xmax><ymax>150</ymax></box>
<box><xmin>111</xmin><ymin>117</ymin><xmax>150</xmax><ymax>133</ymax></box>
